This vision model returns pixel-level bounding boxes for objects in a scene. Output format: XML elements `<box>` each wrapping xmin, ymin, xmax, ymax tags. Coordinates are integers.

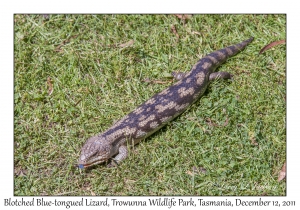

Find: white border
<box><xmin>1</xmin><ymin>0</ymin><xmax>299</xmax><ymax>209</ymax></box>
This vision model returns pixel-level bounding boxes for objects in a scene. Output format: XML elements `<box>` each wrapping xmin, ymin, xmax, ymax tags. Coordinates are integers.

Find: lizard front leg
<box><xmin>107</xmin><ymin>145</ymin><xmax>128</xmax><ymax>168</ymax></box>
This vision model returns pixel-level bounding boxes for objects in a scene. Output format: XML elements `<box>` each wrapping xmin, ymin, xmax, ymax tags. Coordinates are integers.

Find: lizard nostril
<box><xmin>80</xmin><ymin>154</ymin><xmax>86</xmax><ymax>161</ymax></box>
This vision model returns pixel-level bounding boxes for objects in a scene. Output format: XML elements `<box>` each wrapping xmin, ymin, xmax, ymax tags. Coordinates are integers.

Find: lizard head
<box><xmin>77</xmin><ymin>136</ymin><xmax>112</xmax><ymax>169</ymax></box>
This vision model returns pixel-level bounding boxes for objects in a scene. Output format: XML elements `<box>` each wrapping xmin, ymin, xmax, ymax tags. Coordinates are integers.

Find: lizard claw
<box><xmin>107</xmin><ymin>159</ymin><xmax>119</xmax><ymax>168</ymax></box>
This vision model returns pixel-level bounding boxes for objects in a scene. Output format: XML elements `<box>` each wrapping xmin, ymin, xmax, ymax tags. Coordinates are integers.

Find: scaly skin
<box><xmin>78</xmin><ymin>37</ymin><xmax>254</xmax><ymax>169</ymax></box>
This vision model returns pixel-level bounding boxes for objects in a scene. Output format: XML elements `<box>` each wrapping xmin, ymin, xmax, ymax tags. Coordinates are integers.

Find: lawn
<box><xmin>14</xmin><ymin>14</ymin><xmax>286</xmax><ymax>196</ymax></box>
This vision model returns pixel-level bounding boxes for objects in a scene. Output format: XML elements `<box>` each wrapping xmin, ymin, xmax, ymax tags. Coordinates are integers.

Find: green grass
<box><xmin>14</xmin><ymin>14</ymin><xmax>286</xmax><ymax>196</ymax></box>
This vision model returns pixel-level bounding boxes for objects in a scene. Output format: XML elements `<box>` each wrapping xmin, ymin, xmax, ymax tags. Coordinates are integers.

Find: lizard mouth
<box><xmin>77</xmin><ymin>159</ymin><xmax>106</xmax><ymax>169</ymax></box>
<box><xmin>77</xmin><ymin>162</ymin><xmax>97</xmax><ymax>169</ymax></box>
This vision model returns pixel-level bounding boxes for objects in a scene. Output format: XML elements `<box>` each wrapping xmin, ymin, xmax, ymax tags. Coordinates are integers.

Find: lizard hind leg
<box><xmin>209</xmin><ymin>72</ymin><xmax>233</xmax><ymax>81</ymax></box>
<box><xmin>171</xmin><ymin>71</ymin><xmax>186</xmax><ymax>81</ymax></box>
